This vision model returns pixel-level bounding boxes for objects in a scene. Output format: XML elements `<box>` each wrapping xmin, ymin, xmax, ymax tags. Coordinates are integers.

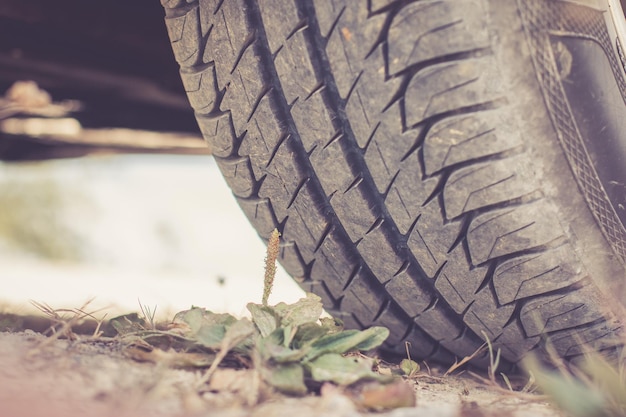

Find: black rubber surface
<box><xmin>162</xmin><ymin>0</ymin><xmax>626</xmax><ymax>366</ymax></box>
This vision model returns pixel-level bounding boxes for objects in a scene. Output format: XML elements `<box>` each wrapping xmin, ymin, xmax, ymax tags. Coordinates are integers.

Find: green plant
<box><xmin>109</xmin><ymin>229</ymin><xmax>409</xmax><ymax>407</ymax></box>
<box><xmin>524</xmin><ymin>348</ymin><xmax>626</xmax><ymax>417</ymax></box>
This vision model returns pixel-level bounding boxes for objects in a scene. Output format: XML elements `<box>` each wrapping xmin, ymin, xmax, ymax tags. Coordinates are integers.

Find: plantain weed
<box><xmin>108</xmin><ymin>228</ymin><xmax>401</xmax><ymax>407</ymax></box>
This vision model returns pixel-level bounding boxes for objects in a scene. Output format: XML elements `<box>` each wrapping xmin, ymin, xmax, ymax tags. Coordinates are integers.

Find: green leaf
<box><xmin>200</xmin><ymin>318</ymin><xmax>257</xmax><ymax>383</ymax></box>
<box><xmin>247</xmin><ymin>303</ymin><xmax>279</xmax><ymax>337</ymax></box>
<box><xmin>255</xmin><ymin>327</ymin><xmax>307</xmax><ymax>363</ymax></box>
<box><xmin>195</xmin><ymin>324</ymin><xmax>228</xmax><ymax>349</ymax></box>
<box><xmin>283</xmin><ymin>325</ymin><xmax>299</xmax><ymax>347</ymax></box>
<box><xmin>353</xmin><ymin>327</ymin><xmax>389</xmax><ymax>351</ymax></box>
<box><xmin>292</xmin><ymin>322</ymin><xmax>331</xmax><ymax>348</ymax></box>
<box><xmin>305</xmin><ymin>327</ymin><xmax>389</xmax><ymax>361</ymax></box>
<box><xmin>273</xmin><ymin>293</ymin><xmax>324</xmax><ymax>328</ymax></box>
<box><xmin>173</xmin><ymin>307</ymin><xmax>237</xmax><ymax>336</ymax></box>
<box><xmin>261</xmin><ymin>363</ymin><xmax>307</xmax><ymax>395</ymax></box>
<box><xmin>109</xmin><ymin>313</ymin><xmax>148</xmax><ymax>335</ymax></box>
<box><xmin>320</xmin><ymin>317</ymin><xmax>343</xmax><ymax>333</ymax></box>
<box><xmin>220</xmin><ymin>318</ymin><xmax>256</xmax><ymax>351</ymax></box>
<box><xmin>307</xmin><ymin>353</ymin><xmax>380</xmax><ymax>385</ymax></box>
<box><xmin>400</xmin><ymin>359</ymin><xmax>420</xmax><ymax>377</ymax></box>
<box><xmin>194</xmin><ymin>317</ymin><xmax>256</xmax><ymax>351</ymax></box>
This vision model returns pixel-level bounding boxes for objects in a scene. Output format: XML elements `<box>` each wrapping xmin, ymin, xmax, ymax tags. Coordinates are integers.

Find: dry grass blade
<box><xmin>462</xmin><ymin>332</ymin><xmax>543</xmax><ymax>401</ymax></box>
<box><xmin>28</xmin><ymin>298</ymin><xmax>107</xmax><ymax>353</ymax></box>
<box><xmin>444</xmin><ymin>342</ymin><xmax>487</xmax><ymax>376</ymax></box>
<box><xmin>138</xmin><ymin>299</ymin><xmax>157</xmax><ymax>330</ymax></box>
<box><xmin>482</xmin><ymin>330</ymin><xmax>502</xmax><ymax>386</ymax></box>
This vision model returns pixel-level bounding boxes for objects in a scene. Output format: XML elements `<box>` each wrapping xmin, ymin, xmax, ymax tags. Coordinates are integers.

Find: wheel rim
<box><xmin>608</xmin><ymin>0</ymin><xmax>626</xmax><ymax>53</ymax></box>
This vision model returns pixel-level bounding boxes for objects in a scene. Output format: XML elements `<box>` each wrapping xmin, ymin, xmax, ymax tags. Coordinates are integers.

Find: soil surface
<box><xmin>0</xmin><ymin>331</ymin><xmax>563</xmax><ymax>417</ymax></box>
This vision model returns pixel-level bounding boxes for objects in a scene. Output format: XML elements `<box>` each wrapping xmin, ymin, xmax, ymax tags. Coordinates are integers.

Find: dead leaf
<box><xmin>357</xmin><ymin>379</ymin><xmax>416</xmax><ymax>410</ymax></box>
<box><xmin>307</xmin><ymin>353</ymin><xmax>381</xmax><ymax>385</ymax></box>
<box><xmin>124</xmin><ymin>346</ymin><xmax>215</xmax><ymax>367</ymax></box>
<box><xmin>341</xmin><ymin>27</ymin><xmax>352</xmax><ymax>41</ymax></box>
<box><xmin>261</xmin><ymin>363</ymin><xmax>307</xmax><ymax>395</ymax></box>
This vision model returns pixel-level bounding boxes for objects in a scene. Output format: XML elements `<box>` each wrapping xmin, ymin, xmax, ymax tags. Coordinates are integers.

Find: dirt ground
<box><xmin>0</xmin><ymin>331</ymin><xmax>564</xmax><ymax>417</ymax></box>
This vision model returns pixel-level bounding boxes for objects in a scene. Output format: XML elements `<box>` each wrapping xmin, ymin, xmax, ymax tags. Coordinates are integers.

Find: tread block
<box><xmin>344</xmin><ymin>272</ymin><xmax>387</xmax><ymax>326</ymax></box>
<box><xmin>165</xmin><ymin>7</ymin><xmax>201</xmax><ymax>65</ymax></box>
<box><xmin>330</xmin><ymin>178</ymin><xmax>381</xmax><ymax>242</ymax></box>
<box><xmin>369</xmin><ymin>0</ymin><xmax>398</xmax><ymax>13</ymax></box>
<box><xmin>423</xmin><ymin>110</ymin><xmax>523</xmax><ymax>176</ymax></box>
<box><xmin>205</xmin><ymin>0</ymin><xmax>252</xmax><ymax>78</ymax></box>
<box><xmin>257</xmin><ymin>139</ymin><xmax>307</xmax><ymax>222</ymax></box>
<box><xmin>219</xmin><ymin>47</ymin><xmax>266</xmax><ymax>136</ymax></box>
<box><xmin>282</xmin><ymin>182</ymin><xmax>330</xmax><ymax>263</ymax></box>
<box><xmin>274</xmin><ymin>31</ymin><xmax>319</xmax><ymax>104</ymax></box>
<box><xmin>495</xmin><ymin>322</ymin><xmax>540</xmax><ymax>362</ymax></box>
<box><xmin>337</xmin><ymin>314</ymin><xmax>364</xmax><ymax>331</ymax></box>
<box><xmin>384</xmin><ymin>267</ymin><xmax>433</xmax><ymax>317</ymax></box>
<box><xmin>310</xmin><ymin>229</ymin><xmax>357</xmax><ymax>298</ymax></box>
<box><xmin>494</xmin><ymin>244</ymin><xmax>587</xmax><ymax>305</ymax></box>
<box><xmin>439</xmin><ymin>331</ymin><xmax>486</xmax><ymax>360</ymax></box>
<box><xmin>363</xmin><ymin>104</ymin><xmax>420</xmax><ymax>193</ymax></box>
<box><xmin>464</xmin><ymin>286</ymin><xmax>515</xmax><ymax>341</ymax></box>
<box><xmin>161</xmin><ymin>0</ymin><xmax>186</xmax><ymax>8</ymax></box>
<box><xmin>387</xmin><ymin>0</ymin><xmax>490</xmax><ymax>75</ymax></box>
<box><xmin>324</xmin><ymin>0</ymin><xmax>386</xmax><ymax>98</ymax></box>
<box><xmin>443</xmin><ymin>155</ymin><xmax>538</xmax><ymax>219</ymax></box>
<box><xmin>258</xmin><ymin>0</ymin><xmax>301</xmax><ymax>54</ymax></box>
<box><xmin>289</xmin><ymin>89</ymin><xmax>336</xmax><ymax>153</ymax></box>
<box><xmin>312</xmin><ymin>0</ymin><xmax>345</xmax><ymax>39</ymax></box>
<box><xmin>199</xmin><ymin>0</ymin><xmax>222</xmax><ymax>37</ymax></box>
<box><xmin>384</xmin><ymin>152</ymin><xmax>439</xmax><ymax>235</ymax></box>
<box><xmin>407</xmin><ymin>199</ymin><xmax>461</xmax><ymax>278</ymax></box>
<box><xmin>548</xmin><ymin>319</ymin><xmax>622</xmax><ymax>357</ymax></box>
<box><xmin>376</xmin><ymin>307</ymin><xmax>409</xmax><ymax>345</ymax></box>
<box><xmin>196</xmin><ymin>113</ymin><xmax>235</xmax><ymax>157</ymax></box>
<box><xmin>401</xmin><ymin>326</ymin><xmax>439</xmax><ymax>359</ymax></box>
<box><xmin>414</xmin><ymin>306</ymin><xmax>463</xmax><ymax>342</ymax></box>
<box><xmin>520</xmin><ymin>285</ymin><xmax>606</xmax><ymax>337</ymax></box>
<box><xmin>356</xmin><ymin>219</ymin><xmax>406</xmax><ymax>283</ymax></box>
<box><xmin>434</xmin><ymin>244</ymin><xmax>488</xmax><ymax>314</ymax></box>
<box><xmin>310</xmin><ymin>135</ymin><xmax>362</xmax><ymax>196</ymax></box>
<box><xmin>238</xmin><ymin>95</ymin><xmax>285</xmax><ymax>179</ymax></box>
<box><xmin>345</xmin><ymin>46</ymin><xmax>402</xmax><ymax>148</ymax></box>
<box><xmin>467</xmin><ymin>201</ymin><xmax>565</xmax><ymax>265</ymax></box>
<box><xmin>404</xmin><ymin>56</ymin><xmax>502</xmax><ymax>127</ymax></box>
<box><xmin>215</xmin><ymin>156</ymin><xmax>256</xmax><ymax>198</ymax></box>
<box><xmin>236</xmin><ymin>197</ymin><xmax>278</xmax><ymax>238</ymax></box>
<box><xmin>279</xmin><ymin>241</ymin><xmax>307</xmax><ymax>278</ymax></box>
<box><xmin>181</xmin><ymin>67</ymin><xmax>218</xmax><ymax>113</ymax></box>
<box><xmin>304</xmin><ymin>280</ymin><xmax>336</xmax><ymax>309</ymax></box>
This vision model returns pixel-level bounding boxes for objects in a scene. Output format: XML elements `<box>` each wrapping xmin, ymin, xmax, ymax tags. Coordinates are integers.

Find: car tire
<box><xmin>161</xmin><ymin>0</ymin><xmax>626</xmax><ymax>366</ymax></box>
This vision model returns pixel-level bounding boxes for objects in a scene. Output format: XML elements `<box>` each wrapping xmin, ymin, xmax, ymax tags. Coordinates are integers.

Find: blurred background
<box><xmin>0</xmin><ymin>154</ymin><xmax>304</xmax><ymax>319</ymax></box>
<box><xmin>0</xmin><ymin>0</ymin><xmax>304</xmax><ymax>320</ymax></box>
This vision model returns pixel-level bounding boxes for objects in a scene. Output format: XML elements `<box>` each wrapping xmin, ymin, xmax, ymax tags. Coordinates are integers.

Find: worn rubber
<box><xmin>162</xmin><ymin>0</ymin><xmax>626</xmax><ymax>366</ymax></box>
